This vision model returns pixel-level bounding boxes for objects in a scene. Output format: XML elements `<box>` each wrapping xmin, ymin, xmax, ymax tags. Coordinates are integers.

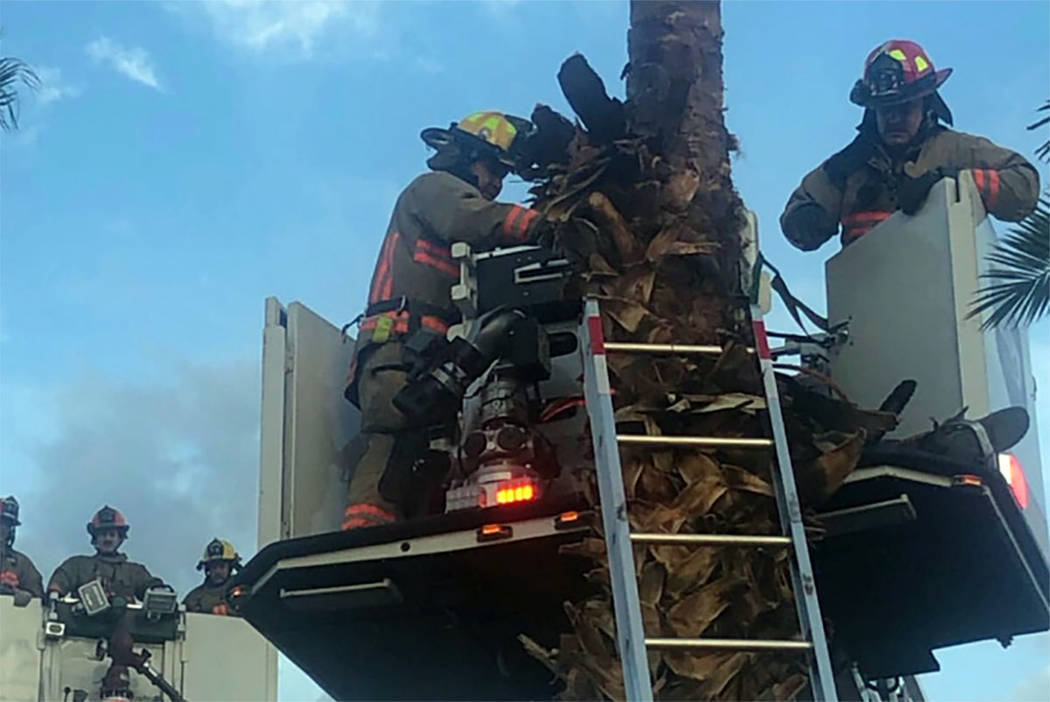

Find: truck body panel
<box><xmin>243</xmin><ymin>177</ymin><xmax>1049</xmax><ymax>698</ymax></box>
<box><xmin>259</xmin><ymin>299</ymin><xmax>359</xmax><ymax>543</ymax></box>
<box><xmin>0</xmin><ymin>597</ymin><xmax>277</xmax><ymax>702</ymax></box>
<box><xmin>826</xmin><ymin>173</ymin><xmax>1048</xmax><ymax>554</ymax></box>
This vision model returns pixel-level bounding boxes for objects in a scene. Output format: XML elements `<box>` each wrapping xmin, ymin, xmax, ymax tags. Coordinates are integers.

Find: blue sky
<box><xmin>1</xmin><ymin>1</ymin><xmax>1047</xmax><ymax>700</ymax></box>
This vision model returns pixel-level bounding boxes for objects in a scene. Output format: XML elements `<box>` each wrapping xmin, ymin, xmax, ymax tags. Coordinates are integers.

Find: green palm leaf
<box><xmin>0</xmin><ymin>54</ymin><xmax>40</xmax><ymax>132</ymax></box>
<box><xmin>1030</xmin><ymin>100</ymin><xmax>1049</xmax><ymax>163</ymax></box>
<box><xmin>969</xmin><ymin>196</ymin><xmax>1050</xmax><ymax>329</ymax></box>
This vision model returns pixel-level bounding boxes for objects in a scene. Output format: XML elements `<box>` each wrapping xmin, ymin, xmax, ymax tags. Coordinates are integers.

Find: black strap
<box><xmin>756</xmin><ymin>255</ymin><xmax>831</xmax><ymax>333</ymax></box>
<box><xmin>365</xmin><ymin>296</ymin><xmax>457</xmax><ymax>322</ymax></box>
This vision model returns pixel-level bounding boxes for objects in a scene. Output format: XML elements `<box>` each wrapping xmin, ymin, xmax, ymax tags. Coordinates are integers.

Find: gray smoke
<box><xmin>8</xmin><ymin>357</ymin><xmax>260</xmax><ymax>597</ymax></box>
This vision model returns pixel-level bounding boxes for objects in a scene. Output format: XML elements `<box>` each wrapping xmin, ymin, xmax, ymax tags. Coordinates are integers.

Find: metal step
<box><xmin>645</xmin><ymin>638</ymin><xmax>814</xmax><ymax>653</ymax></box>
<box><xmin>603</xmin><ymin>341</ymin><xmax>735</xmax><ymax>355</ymax></box>
<box><xmin>630</xmin><ymin>533</ymin><xmax>791</xmax><ymax>546</ymax></box>
<box><xmin>617</xmin><ymin>434</ymin><xmax>773</xmax><ymax>449</ymax></box>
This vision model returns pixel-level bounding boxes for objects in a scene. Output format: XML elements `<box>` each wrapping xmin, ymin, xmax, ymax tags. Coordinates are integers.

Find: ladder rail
<box><xmin>579</xmin><ymin>299</ymin><xmax>839</xmax><ymax>702</ymax></box>
<box><xmin>580</xmin><ymin>299</ymin><xmax>655</xmax><ymax>702</ymax></box>
<box><xmin>750</xmin><ymin>304</ymin><xmax>839</xmax><ymax>702</ymax></box>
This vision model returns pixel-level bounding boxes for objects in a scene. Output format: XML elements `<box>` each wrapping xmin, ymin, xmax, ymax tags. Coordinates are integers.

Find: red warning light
<box><xmin>555</xmin><ymin>510</ymin><xmax>583</xmax><ymax>531</ymax></box>
<box><xmin>998</xmin><ymin>453</ymin><xmax>1030</xmax><ymax>509</ymax></box>
<box><xmin>477</xmin><ymin>523</ymin><xmax>513</xmax><ymax>542</ymax></box>
<box><xmin>496</xmin><ymin>481</ymin><xmax>538</xmax><ymax>505</ymax></box>
<box><xmin>954</xmin><ymin>474</ymin><xmax>984</xmax><ymax>488</ymax></box>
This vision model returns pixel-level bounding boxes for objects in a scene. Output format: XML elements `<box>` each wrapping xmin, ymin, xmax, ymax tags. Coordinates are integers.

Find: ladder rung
<box><xmin>630</xmin><ymin>533</ymin><xmax>790</xmax><ymax>546</ymax></box>
<box><xmin>617</xmin><ymin>435</ymin><xmax>772</xmax><ymax>448</ymax></box>
<box><xmin>603</xmin><ymin>342</ymin><xmax>742</xmax><ymax>355</ymax></box>
<box><xmin>645</xmin><ymin>638</ymin><xmax>813</xmax><ymax>653</ymax></box>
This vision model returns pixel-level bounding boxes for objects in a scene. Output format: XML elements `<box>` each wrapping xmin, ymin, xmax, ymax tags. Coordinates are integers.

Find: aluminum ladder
<box><xmin>579</xmin><ymin>298</ymin><xmax>839</xmax><ymax>701</ymax></box>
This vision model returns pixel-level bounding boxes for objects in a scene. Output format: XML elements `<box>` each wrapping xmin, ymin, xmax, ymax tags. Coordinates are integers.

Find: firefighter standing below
<box><xmin>0</xmin><ymin>495</ymin><xmax>44</xmax><ymax>601</ymax></box>
<box><xmin>781</xmin><ymin>40</ymin><xmax>1039</xmax><ymax>250</ymax></box>
<box><xmin>183</xmin><ymin>538</ymin><xmax>241</xmax><ymax>615</ymax></box>
<box><xmin>48</xmin><ymin>506</ymin><xmax>168</xmax><ymax>601</ymax></box>
<box><xmin>342</xmin><ymin>111</ymin><xmax>547</xmax><ymax>530</ymax></box>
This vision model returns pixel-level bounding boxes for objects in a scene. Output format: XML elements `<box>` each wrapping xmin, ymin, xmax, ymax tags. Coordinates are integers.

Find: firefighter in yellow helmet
<box><xmin>48</xmin><ymin>506</ymin><xmax>168</xmax><ymax>601</ymax></box>
<box><xmin>341</xmin><ymin>111</ymin><xmax>550</xmax><ymax>531</ymax></box>
<box><xmin>183</xmin><ymin>538</ymin><xmax>241</xmax><ymax>615</ymax></box>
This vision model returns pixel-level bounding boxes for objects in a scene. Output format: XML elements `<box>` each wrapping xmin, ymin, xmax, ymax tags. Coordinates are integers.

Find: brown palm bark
<box><xmin>517</xmin><ymin>2</ymin><xmax>892</xmax><ymax>699</ymax></box>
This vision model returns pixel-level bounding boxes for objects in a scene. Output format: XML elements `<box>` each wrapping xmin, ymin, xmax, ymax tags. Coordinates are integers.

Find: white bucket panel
<box><xmin>259</xmin><ymin>298</ymin><xmax>360</xmax><ymax>542</ymax></box>
<box><xmin>182</xmin><ymin>613</ymin><xmax>278</xmax><ymax>701</ymax></box>
<box><xmin>826</xmin><ymin>173</ymin><xmax>1046</xmax><ymax>552</ymax></box>
<box><xmin>0</xmin><ymin>598</ymin><xmax>42</xmax><ymax>702</ymax></box>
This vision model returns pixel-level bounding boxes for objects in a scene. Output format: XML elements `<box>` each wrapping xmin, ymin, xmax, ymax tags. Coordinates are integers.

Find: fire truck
<box><xmin>234</xmin><ymin>174</ymin><xmax>1047</xmax><ymax>700</ymax></box>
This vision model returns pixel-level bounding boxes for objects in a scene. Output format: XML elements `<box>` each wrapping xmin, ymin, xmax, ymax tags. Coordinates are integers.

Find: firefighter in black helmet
<box><xmin>0</xmin><ymin>495</ymin><xmax>44</xmax><ymax>601</ymax></box>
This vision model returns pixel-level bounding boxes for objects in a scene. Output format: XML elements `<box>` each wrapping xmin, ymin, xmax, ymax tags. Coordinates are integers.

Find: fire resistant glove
<box><xmin>530</xmin><ymin>216</ymin><xmax>559</xmax><ymax>249</ymax></box>
<box><xmin>899</xmin><ymin>167</ymin><xmax>958</xmax><ymax>216</ymax></box>
<box><xmin>781</xmin><ymin>203</ymin><xmax>838</xmax><ymax>251</ymax></box>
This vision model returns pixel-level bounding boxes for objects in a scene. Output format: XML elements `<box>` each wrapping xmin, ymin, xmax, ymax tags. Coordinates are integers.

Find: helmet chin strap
<box><xmin>445</xmin><ymin>161</ymin><xmax>480</xmax><ymax>188</ymax></box>
<box><xmin>425</xmin><ymin>141</ymin><xmax>482</xmax><ymax>189</ymax></box>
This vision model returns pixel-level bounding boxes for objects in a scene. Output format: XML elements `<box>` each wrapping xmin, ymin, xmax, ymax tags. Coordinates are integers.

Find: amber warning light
<box><xmin>496</xmin><ymin>481</ymin><xmax>538</xmax><ymax>505</ymax></box>
<box><xmin>998</xmin><ymin>453</ymin><xmax>1030</xmax><ymax>509</ymax></box>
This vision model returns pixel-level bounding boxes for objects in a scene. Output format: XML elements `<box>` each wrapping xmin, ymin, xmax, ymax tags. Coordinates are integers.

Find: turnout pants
<box><xmin>344</xmin><ymin>342</ymin><xmax>410</xmax><ymax>527</ymax></box>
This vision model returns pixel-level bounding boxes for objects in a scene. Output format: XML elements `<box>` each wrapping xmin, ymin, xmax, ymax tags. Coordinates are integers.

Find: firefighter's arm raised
<box><xmin>408</xmin><ymin>172</ymin><xmax>540</xmax><ymax>248</ymax></box>
<box><xmin>957</xmin><ymin>133</ymin><xmax>1040</xmax><ymax>222</ymax></box>
<box><xmin>780</xmin><ymin>165</ymin><xmax>844</xmax><ymax>252</ymax></box>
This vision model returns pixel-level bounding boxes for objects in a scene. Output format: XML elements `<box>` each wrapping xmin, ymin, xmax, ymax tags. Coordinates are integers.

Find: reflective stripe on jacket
<box><xmin>345</xmin><ymin>171</ymin><xmax>541</xmax><ymax>403</ymax></box>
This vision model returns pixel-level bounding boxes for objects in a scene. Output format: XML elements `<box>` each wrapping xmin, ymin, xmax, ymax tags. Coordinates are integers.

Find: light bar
<box><xmin>495</xmin><ymin>480</ymin><xmax>538</xmax><ymax>505</ymax></box>
<box><xmin>998</xmin><ymin>453</ymin><xmax>1030</xmax><ymax>509</ymax></box>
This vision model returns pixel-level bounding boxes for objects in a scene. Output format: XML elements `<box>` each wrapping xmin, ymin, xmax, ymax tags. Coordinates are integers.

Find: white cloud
<box><xmin>86</xmin><ymin>37</ymin><xmax>162</xmax><ymax>90</ymax></box>
<box><xmin>193</xmin><ymin>0</ymin><xmax>380</xmax><ymax>55</ymax></box>
<box><xmin>7</xmin><ymin>359</ymin><xmax>260</xmax><ymax>593</ymax></box>
<box><xmin>34</xmin><ymin>67</ymin><xmax>82</xmax><ymax>105</ymax></box>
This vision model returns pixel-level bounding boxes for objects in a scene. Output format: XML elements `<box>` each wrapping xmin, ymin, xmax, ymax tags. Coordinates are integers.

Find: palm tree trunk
<box><xmin>627</xmin><ymin>0</ymin><xmax>744</xmax><ymax>311</ymax></box>
<box><xmin>519</xmin><ymin>2</ymin><xmax>887</xmax><ymax>699</ymax></box>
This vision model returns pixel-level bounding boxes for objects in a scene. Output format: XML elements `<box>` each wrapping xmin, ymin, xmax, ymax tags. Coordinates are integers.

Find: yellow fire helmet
<box><xmin>196</xmin><ymin>538</ymin><xmax>242</xmax><ymax>571</ymax></box>
<box><xmin>421</xmin><ymin>111</ymin><xmax>535</xmax><ymax>169</ymax></box>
